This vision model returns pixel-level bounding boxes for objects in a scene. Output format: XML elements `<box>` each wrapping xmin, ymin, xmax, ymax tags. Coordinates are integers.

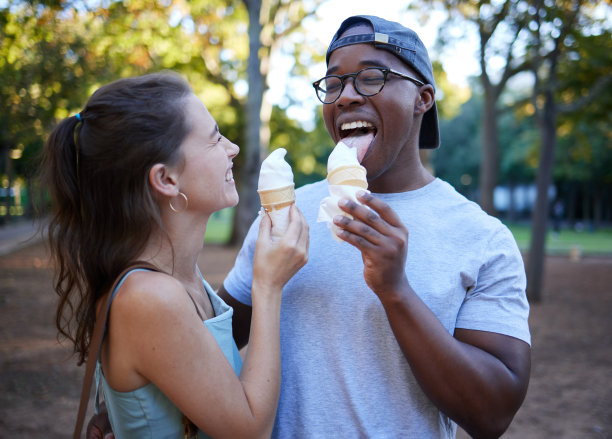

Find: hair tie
<box><xmin>73</xmin><ymin>113</ymin><xmax>82</xmax><ymax>192</ymax></box>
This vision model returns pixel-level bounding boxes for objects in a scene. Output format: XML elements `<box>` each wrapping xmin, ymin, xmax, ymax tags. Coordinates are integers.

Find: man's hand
<box><xmin>333</xmin><ymin>191</ymin><xmax>409</xmax><ymax>296</ymax></box>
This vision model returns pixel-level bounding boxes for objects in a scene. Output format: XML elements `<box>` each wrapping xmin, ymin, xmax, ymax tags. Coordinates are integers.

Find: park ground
<box><xmin>0</xmin><ymin>227</ymin><xmax>611</xmax><ymax>438</ymax></box>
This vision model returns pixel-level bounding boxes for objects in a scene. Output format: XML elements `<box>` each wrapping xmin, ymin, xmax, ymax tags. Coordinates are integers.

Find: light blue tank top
<box><xmin>95</xmin><ymin>269</ymin><xmax>243</xmax><ymax>438</ymax></box>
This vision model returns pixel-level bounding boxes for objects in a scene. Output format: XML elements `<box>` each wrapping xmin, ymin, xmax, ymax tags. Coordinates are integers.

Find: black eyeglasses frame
<box><xmin>312</xmin><ymin>67</ymin><xmax>425</xmax><ymax>104</ymax></box>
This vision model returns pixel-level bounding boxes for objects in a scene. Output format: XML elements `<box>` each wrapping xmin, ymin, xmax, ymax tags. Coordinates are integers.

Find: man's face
<box><xmin>323</xmin><ymin>25</ymin><xmax>425</xmax><ymax>191</ymax></box>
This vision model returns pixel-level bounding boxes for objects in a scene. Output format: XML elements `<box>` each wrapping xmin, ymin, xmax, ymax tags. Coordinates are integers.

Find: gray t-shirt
<box><xmin>224</xmin><ymin>178</ymin><xmax>530</xmax><ymax>438</ymax></box>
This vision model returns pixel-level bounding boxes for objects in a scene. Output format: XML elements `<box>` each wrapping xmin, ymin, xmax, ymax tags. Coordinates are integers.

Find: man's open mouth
<box><xmin>339</xmin><ymin>121</ymin><xmax>376</xmax><ymax>163</ymax></box>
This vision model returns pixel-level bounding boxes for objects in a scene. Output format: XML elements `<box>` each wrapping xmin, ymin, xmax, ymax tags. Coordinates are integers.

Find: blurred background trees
<box><xmin>1</xmin><ymin>0</ymin><xmax>610</xmax><ymax>300</ymax></box>
<box><xmin>421</xmin><ymin>0</ymin><xmax>611</xmax><ymax>300</ymax></box>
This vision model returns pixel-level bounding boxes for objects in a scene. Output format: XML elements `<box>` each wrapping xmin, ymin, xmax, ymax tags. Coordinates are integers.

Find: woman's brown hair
<box><xmin>42</xmin><ymin>72</ymin><xmax>192</xmax><ymax>364</ymax></box>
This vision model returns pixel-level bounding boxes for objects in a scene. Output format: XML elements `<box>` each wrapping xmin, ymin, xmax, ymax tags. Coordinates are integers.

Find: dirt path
<box><xmin>1</xmin><ymin>242</ymin><xmax>611</xmax><ymax>438</ymax></box>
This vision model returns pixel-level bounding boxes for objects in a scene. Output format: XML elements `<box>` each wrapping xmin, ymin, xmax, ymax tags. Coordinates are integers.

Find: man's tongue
<box><xmin>341</xmin><ymin>132</ymin><xmax>374</xmax><ymax>163</ymax></box>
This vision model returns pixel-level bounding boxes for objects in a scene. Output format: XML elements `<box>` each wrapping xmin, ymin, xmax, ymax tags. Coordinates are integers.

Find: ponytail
<box><xmin>42</xmin><ymin>72</ymin><xmax>192</xmax><ymax>364</ymax></box>
<box><xmin>43</xmin><ymin>114</ymin><xmax>91</xmax><ymax>362</ymax></box>
<box><xmin>43</xmin><ymin>114</ymin><xmax>85</xmax><ymax>227</ymax></box>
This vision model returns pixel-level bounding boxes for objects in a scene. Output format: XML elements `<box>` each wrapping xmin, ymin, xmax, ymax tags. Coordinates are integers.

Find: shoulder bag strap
<box><xmin>72</xmin><ymin>261</ymin><xmax>159</xmax><ymax>439</ymax></box>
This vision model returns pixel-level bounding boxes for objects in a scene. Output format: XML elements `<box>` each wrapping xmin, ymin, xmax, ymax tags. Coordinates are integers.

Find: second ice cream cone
<box><xmin>257</xmin><ymin>184</ymin><xmax>295</xmax><ymax>211</ymax></box>
<box><xmin>327</xmin><ymin>165</ymin><xmax>368</xmax><ymax>188</ymax></box>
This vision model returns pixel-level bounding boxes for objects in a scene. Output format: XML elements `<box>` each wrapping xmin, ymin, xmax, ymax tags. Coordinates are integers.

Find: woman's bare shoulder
<box><xmin>110</xmin><ymin>270</ymin><xmax>190</xmax><ymax>320</ymax></box>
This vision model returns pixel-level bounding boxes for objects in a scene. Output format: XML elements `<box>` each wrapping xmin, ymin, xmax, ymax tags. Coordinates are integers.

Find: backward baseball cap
<box><xmin>326</xmin><ymin>15</ymin><xmax>440</xmax><ymax>149</ymax></box>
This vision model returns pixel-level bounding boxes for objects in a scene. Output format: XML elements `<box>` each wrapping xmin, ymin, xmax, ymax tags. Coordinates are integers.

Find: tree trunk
<box><xmin>604</xmin><ymin>188</ymin><xmax>611</xmax><ymax>223</ymax></box>
<box><xmin>478</xmin><ymin>89</ymin><xmax>499</xmax><ymax>216</ymax></box>
<box><xmin>25</xmin><ymin>175</ymin><xmax>35</xmax><ymax>218</ymax></box>
<box><xmin>593</xmin><ymin>185</ymin><xmax>601</xmax><ymax>230</ymax></box>
<box><xmin>1</xmin><ymin>143</ymin><xmax>14</xmax><ymax>225</ymax></box>
<box><xmin>0</xmin><ymin>144</ymin><xmax>6</xmax><ymax>225</ymax></box>
<box><xmin>567</xmin><ymin>182</ymin><xmax>576</xmax><ymax>228</ymax></box>
<box><xmin>526</xmin><ymin>88</ymin><xmax>557</xmax><ymax>303</ymax></box>
<box><xmin>508</xmin><ymin>180</ymin><xmax>517</xmax><ymax>222</ymax></box>
<box><xmin>582</xmin><ymin>183</ymin><xmax>591</xmax><ymax>228</ymax></box>
<box><xmin>231</xmin><ymin>0</ymin><xmax>264</xmax><ymax>245</ymax></box>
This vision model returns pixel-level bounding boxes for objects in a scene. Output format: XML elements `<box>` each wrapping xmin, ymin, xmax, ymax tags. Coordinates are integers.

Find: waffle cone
<box><xmin>327</xmin><ymin>165</ymin><xmax>368</xmax><ymax>189</ymax></box>
<box><xmin>258</xmin><ymin>184</ymin><xmax>295</xmax><ymax>211</ymax></box>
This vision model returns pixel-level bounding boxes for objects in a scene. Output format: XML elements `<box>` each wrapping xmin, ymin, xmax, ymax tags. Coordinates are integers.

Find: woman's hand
<box><xmin>252</xmin><ymin>204</ymin><xmax>309</xmax><ymax>295</ymax></box>
<box><xmin>333</xmin><ymin>191</ymin><xmax>409</xmax><ymax>297</ymax></box>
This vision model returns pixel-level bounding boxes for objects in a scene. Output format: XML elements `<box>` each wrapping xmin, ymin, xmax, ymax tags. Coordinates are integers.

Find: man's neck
<box><xmin>368</xmin><ymin>163</ymin><xmax>434</xmax><ymax>194</ymax></box>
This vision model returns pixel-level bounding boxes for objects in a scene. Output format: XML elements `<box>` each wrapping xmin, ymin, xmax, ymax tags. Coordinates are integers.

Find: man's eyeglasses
<box><xmin>312</xmin><ymin>67</ymin><xmax>425</xmax><ymax>104</ymax></box>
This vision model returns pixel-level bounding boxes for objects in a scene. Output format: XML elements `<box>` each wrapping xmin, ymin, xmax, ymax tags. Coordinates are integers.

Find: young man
<box><xmin>220</xmin><ymin>15</ymin><xmax>531</xmax><ymax>438</ymax></box>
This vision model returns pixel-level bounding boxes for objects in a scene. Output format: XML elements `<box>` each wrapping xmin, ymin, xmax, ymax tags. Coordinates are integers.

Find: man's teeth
<box><xmin>225</xmin><ymin>169</ymin><xmax>233</xmax><ymax>181</ymax></box>
<box><xmin>341</xmin><ymin>121</ymin><xmax>373</xmax><ymax>131</ymax></box>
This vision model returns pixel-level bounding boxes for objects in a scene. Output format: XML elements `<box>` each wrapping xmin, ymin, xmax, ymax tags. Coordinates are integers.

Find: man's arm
<box><xmin>218</xmin><ymin>285</ymin><xmax>253</xmax><ymax>349</ymax></box>
<box><xmin>380</xmin><ymin>288</ymin><xmax>530</xmax><ymax>438</ymax></box>
<box><xmin>334</xmin><ymin>192</ymin><xmax>531</xmax><ymax>439</ymax></box>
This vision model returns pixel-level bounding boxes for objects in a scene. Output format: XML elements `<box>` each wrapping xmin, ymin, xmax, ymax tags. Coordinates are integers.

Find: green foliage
<box><xmin>432</xmin><ymin>94</ymin><xmax>482</xmax><ymax>196</ymax></box>
<box><xmin>1</xmin><ymin>3</ymin><xmax>92</xmax><ymax>175</ymax></box>
<box><xmin>499</xmin><ymin>109</ymin><xmax>537</xmax><ymax>184</ymax></box>
<box><xmin>433</xmin><ymin>90</ymin><xmax>538</xmax><ymax>198</ymax></box>
<box><xmin>554</xmin><ymin>28</ymin><xmax>612</xmax><ymax>186</ymax></box>
<box><xmin>204</xmin><ymin>207</ymin><xmax>235</xmax><ymax>244</ymax></box>
<box><xmin>269</xmin><ymin>104</ymin><xmax>332</xmax><ymax>188</ymax></box>
<box><xmin>0</xmin><ymin>0</ymin><xmax>251</xmax><ymax>217</ymax></box>
<box><xmin>2</xmin><ymin>0</ymin><xmax>610</xmax><ymax>231</ymax></box>
<box><xmin>431</xmin><ymin>60</ymin><xmax>471</xmax><ymax>120</ymax></box>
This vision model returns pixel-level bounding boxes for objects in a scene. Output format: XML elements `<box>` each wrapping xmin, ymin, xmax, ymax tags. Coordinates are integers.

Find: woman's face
<box><xmin>177</xmin><ymin>94</ymin><xmax>240</xmax><ymax>214</ymax></box>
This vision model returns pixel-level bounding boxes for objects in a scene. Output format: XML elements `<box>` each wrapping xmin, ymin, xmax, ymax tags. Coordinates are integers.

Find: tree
<box><xmin>230</xmin><ymin>0</ymin><xmax>323</xmax><ymax>244</ymax></box>
<box><xmin>1</xmin><ymin>0</ymin><xmax>252</xmax><ymax>222</ymax></box>
<box><xmin>433</xmin><ymin>89</ymin><xmax>536</xmax><ymax>212</ymax></box>
<box><xmin>432</xmin><ymin>94</ymin><xmax>482</xmax><ymax>198</ymax></box>
<box><xmin>554</xmin><ymin>26</ymin><xmax>612</xmax><ymax>229</ymax></box>
<box><xmin>432</xmin><ymin>0</ymin><xmax>533</xmax><ymax>215</ymax></box>
<box><xmin>498</xmin><ymin>108</ymin><xmax>537</xmax><ymax>221</ymax></box>
<box><xmin>525</xmin><ymin>0</ymin><xmax>612</xmax><ymax>302</ymax></box>
<box><xmin>0</xmin><ymin>2</ymin><xmax>96</xmax><ymax>222</ymax></box>
<box><xmin>412</xmin><ymin>0</ymin><xmax>611</xmax><ymax>302</ymax></box>
<box><xmin>1</xmin><ymin>0</ymin><xmax>332</xmax><ymax>242</ymax></box>
<box><xmin>269</xmin><ymin>105</ymin><xmax>334</xmax><ymax>188</ymax></box>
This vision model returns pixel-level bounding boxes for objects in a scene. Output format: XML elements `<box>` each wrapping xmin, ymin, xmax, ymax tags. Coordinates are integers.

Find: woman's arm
<box><xmin>235</xmin><ymin>205</ymin><xmax>308</xmax><ymax>437</ymax></box>
<box><xmin>105</xmin><ymin>207</ymin><xmax>307</xmax><ymax>439</ymax></box>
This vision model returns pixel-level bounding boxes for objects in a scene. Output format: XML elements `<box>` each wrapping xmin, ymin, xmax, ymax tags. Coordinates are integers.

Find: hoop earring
<box><xmin>169</xmin><ymin>192</ymin><xmax>189</xmax><ymax>213</ymax></box>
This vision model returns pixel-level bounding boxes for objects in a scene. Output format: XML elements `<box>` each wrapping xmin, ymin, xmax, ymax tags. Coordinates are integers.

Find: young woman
<box><xmin>42</xmin><ymin>72</ymin><xmax>308</xmax><ymax>438</ymax></box>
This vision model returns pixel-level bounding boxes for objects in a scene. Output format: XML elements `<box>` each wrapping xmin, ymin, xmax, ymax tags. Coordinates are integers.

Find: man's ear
<box><xmin>416</xmin><ymin>84</ymin><xmax>435</xmax><ymax>115</ymax></box>
<box><xmin>148</xmin><ymin>163</ymin><xmax>179</xmax><ymax>198</ymax></box>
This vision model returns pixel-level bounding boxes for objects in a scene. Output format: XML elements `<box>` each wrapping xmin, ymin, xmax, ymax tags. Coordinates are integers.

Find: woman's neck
<box><xmin>139</xmin><ymin>215</ymin><xmax>208</xmax><ymax>283</ymax></box>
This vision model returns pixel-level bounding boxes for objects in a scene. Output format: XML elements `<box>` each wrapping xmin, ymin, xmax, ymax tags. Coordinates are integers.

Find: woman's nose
<box><xmin>227</xmin><ymin>139</ymin><xmax>239</xmax><ymax>158</ymax></box>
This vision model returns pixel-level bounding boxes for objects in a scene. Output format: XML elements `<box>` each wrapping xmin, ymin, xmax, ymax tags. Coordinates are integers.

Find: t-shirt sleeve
<box><xmin>222</xmin><ymin>214</ymin><xmax>261</xmax><ymax>307</ymax></box>
<box><xmin>455</xmin><ymin>225</ymin><xmax>531</xmax><ymax>345</ymax></box>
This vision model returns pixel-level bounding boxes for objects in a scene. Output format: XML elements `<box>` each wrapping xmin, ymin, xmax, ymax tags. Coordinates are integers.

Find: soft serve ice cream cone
<box><xmin>326</xmin><ymin>141</ymin><xmax>368</xmax><ymax>188</ymax></box>
<box><xmin>258</xmin><ymin>148</ymin><xmax>295</xmax><ymax>239</ymax></box>
<box><xmin>317</xmin><ymin>138</ymin><xmax>370</xmax><ymax>241</ymax></box>
<box><xmin>326</xmin><ymin>165</ymin><xmax>368</xmax><ymax>188</ymax></box>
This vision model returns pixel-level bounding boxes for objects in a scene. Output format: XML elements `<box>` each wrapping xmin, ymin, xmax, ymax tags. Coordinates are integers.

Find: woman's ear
<box><xmin>416</xmin><ymin>84</ymin><xmax>435</xmax><ymax>115</ymax></box>
<box><xmin>149</xmin><ymin>163</ymin><xmax>179</xmax><ymax>198</ymax></box>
